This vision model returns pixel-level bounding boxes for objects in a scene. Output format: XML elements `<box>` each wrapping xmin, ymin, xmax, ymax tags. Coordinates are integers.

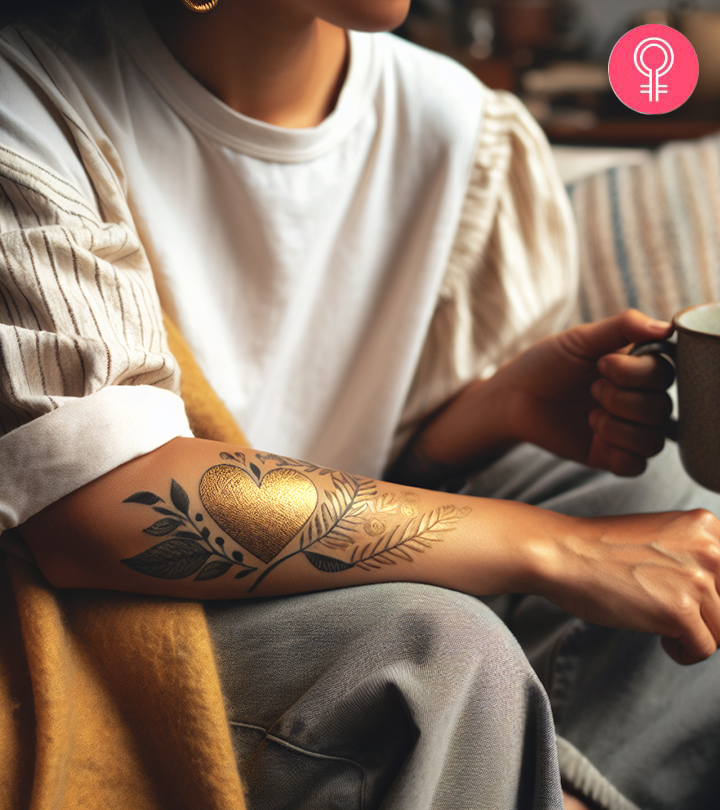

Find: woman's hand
<box><xmin>503</xmin><ymin>309</ymin><xmax>675</xmax><ymax>475</ymax></box>
<box><xmin>390</xmin><ymin>309</ymin><xmax>675</xmax><ymax>486</ymax></box>
<box><xmin>534</xmin><ymin>507</ymin><xmax>720</xmax><ymax>665</ymax></box>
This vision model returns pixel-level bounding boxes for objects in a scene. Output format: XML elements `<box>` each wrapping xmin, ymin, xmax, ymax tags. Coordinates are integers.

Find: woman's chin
<box><xmin>314</xmin><ymin>0</ymin><xmax>411</xmax><ymax>33</ymax></box>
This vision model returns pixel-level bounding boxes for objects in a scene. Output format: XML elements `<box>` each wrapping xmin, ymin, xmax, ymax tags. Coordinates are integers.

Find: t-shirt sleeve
<box><xmin>0</xmin><ymin>62</ymin><xmax>191</xmax><ymax>533</ymax></box>
<box><xmin>394</xmin><ymin>88</ymin><xmax>579</xmax><ymax>455</ymax></box>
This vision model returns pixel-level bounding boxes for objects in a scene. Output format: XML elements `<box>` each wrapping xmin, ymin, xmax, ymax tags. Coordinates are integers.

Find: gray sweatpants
<box><xmin>206</xmin><ymin>442</ymin><xmax>720</xmax><ymax>810</ymax></box>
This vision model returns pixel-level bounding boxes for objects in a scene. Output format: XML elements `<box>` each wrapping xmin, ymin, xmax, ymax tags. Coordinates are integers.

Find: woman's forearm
<box><xmin>386</xmin><ymin>376</ymin><xmax>515</xmax><ymax>489</ymax></box>
<box><xmin>19</xmin><ymin>436</ymin><xmax>546</xmax><ymax>599</ymax></box>
<box><xmin>19</xmin><ymin>436</ymin><xmax>720</xmax><ymax>664</ymax></box>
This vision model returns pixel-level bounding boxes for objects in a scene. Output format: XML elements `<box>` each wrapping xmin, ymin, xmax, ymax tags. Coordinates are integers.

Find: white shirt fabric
<box><xmin>0</xmin><ymin>0</ymin><xmax>577</xmax><ymax>534</ymax></box>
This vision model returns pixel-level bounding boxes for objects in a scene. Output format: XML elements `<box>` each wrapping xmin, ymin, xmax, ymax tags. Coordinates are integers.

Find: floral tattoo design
<box><xmin>121</xmin><ymin>451</ymin><xmax>471</xmax><ymax>592</ymax></box>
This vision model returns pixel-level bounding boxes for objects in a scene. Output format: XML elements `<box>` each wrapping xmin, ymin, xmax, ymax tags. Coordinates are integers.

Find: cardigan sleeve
<box><xmin>393</xmin><ymin>88</ymin><xmax>579</xmax><ymax>456</ymax></box>
<box><xmin>0</xmin><ymin>98</ymin><xmax>191</xmax><ymax>533</ymax></box>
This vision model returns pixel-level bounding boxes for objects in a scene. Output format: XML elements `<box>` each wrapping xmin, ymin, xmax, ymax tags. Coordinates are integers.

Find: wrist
<box><xmin>504</xmin><ymin>506</ymin><xmax>590</xmax><ymax>598</ymax></box>
<box><xmin>389</xmin><ymin>375</ymin><xmax>517</xmax><ymax>488</ymax></box>
<box><xmin>445</xmin><ymin>499</ymin><xmax>581</xmax><ymax>597</ymax></box>
<box><xmin>428</xmin><ymin>375</ymin><xmax>516</xmax><ymax>462</ymax></box>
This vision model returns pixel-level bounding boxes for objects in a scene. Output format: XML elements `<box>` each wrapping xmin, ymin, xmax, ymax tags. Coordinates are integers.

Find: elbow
<box><xmin>17</xmin><ymin>512</ymin><xmax>116</xmax><ymax>592</ymax></box>
<box><xmin>15</xmin><ymin>532</ymin><xmax>103</xmax><ymax>590</ymax></box>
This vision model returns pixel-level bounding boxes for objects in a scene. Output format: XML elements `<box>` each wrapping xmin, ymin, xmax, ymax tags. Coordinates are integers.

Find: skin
<box><xmin>390</xmin><ymin>309</ymin><xmax>678</xmax><ymax>485</ymax></box>
<box><xmin>26</xmin><ymin>309</ymin><xmax>720</xmax><ymax>669</ymax></box>
<box><xmin>18</xmin><ymin>3</ymin><xmax>720</xmax><ymax>808</ymax></box>
<box><xmin>564</xmin><ymin>794</ymin><xmax>593</xmax><ymax>810</ymax></box>
<box><xmin>141</xmin><ymin>0</ymin><xmax>411</xmax><ymax>126</ymax></box>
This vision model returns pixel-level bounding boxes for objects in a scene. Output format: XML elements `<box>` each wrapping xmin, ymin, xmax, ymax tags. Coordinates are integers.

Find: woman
<box><xmin>2</xmin><ymin>0</ymin><xmax>720</xmax><ymax>808</ymax></box>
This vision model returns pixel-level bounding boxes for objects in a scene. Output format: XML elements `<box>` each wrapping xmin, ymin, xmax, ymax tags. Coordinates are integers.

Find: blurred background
<box><xmin>396</xmin><ymin>0</ymin><xmax>720</xmax><ymax>166</ymax></box>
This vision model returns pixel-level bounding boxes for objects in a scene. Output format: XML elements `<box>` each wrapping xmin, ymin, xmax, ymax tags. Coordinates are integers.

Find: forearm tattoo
<box><xmin>121</xmin><ymin>451</ymin><xmax>471</xmax><ymax>592</ymax></box>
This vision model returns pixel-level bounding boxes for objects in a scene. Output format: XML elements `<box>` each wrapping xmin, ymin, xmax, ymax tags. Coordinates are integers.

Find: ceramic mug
<box><xmin>631</xmin><ymin>302</ymin><xmax>720</xmax><ymax>492</ymax></box>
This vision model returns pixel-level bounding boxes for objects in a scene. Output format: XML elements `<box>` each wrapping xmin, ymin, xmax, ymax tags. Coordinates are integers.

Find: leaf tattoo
<box><xmin>300</xmin><ymin>473</ymin><xmax>377</xmax><ymax>551</ymax></box>
<box><xmin>194</xmin><ymin>560</ymin><xmax>233</xmax><ymax>581</ymax></box>
<box><xmin>122</xmin><ymin>481</ymin><xmax>258</xmax><ymax>582</ymax></box>
<box><xmin>303</xmin><ymin>552</ymin><xmax>354</xmax><ymax>573</ymax></box>
<box><xmin>255</xmin><ymin>453</ymin><xmax>335</xmax><ymax>476</ymax></box>
<box><xmin>153</xmin><ymin>506</ymin><xmax>185</xmax><ymax>518</ymax></box>
<box><xmin>123</xmin><ymin>537</ymin><xmax>211</xmax><ymax>579</ymax></box>
<box><xmin>143</xmin><ymin>518</ymin><xmax>184</xmax><ymax>537</ymax></box>
<box><xmin>121</xmin><ymin>453</ymin><xmax>472</xmax><ymax>592</ymax></box>
<box><xmin>350</xmin><ymin>505</ymin><xmax>472</xmax><ymax>570</ymax></box>
<box><xmin>170</xmin><ymin>479</ymin><xmax>190</xmax><ymax>515</ymax></box>
<box><xmin>123</xmin><ymin>491</ymin><xmax>164</xmax><ymax>506</ymax></box>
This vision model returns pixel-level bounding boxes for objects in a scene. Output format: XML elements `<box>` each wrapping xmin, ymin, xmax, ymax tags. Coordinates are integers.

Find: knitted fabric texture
<box><xmin>0</xmin><ymin>318</ymin><xmax>247</xmax><ymax>810</ymax></box>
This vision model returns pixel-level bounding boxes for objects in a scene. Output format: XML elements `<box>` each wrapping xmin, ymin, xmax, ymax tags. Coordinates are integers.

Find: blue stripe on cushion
<box><xmin>608</xmin><ymin>168</ymin><xmax>639</xmax><ymax>310</ymax></box>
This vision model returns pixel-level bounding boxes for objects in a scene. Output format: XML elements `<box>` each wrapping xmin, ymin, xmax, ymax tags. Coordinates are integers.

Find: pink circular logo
<box><xmin>608</xmin><ymin>24</ymin><xmax>698</xmax><ymax>115</ymax></box>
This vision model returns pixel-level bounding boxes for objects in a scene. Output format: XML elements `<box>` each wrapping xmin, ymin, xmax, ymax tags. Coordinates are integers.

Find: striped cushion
<box><xmin>569</xmin><ymin>134</ymin><xmax>720</xmax><ymax>324</ymax></box>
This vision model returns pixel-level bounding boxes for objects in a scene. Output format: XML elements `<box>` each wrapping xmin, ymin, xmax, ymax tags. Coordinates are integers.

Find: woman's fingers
<box><xmin>590</xmin><ymin>379</ymin><xmax>673</xmax><ymax>426</ymax></box>
<box><xmin>597</xmin><ymin>351</ymin><xmax>675</xmax><ymax>392</ymax></box>
<box><xmin>661</xmin><ymin>634</ymin><xmax>718</xmax><ymax>666</ymax></box>
<box><xmin>662</xmin><ymin>598</ymin><xmax>720</xmax><ymax>665</ymax></box>
<box><xmin>589</xmin><ymin>409</ymin><xmax>665</xmax><ymax>461</ymax></box>
<box><xmin>586</xmin><ymin>348</ymin><xmax>674</xmax><ymax>469</ymax></box>
<box><xmin>560</xmin><ymin>309</ymin><xmax>672</xmax><ymax>361</ymax></box>
<box><xmin>650</xmin><ymin>511</ymin><xmax>720</xmax><ymax>664</ymax></box>
<box><xmin>587</xmin><ymin>434</ymin><xmax>647</xmax><ymax>476</ymax></box>
<box><xmin>550</xmin><ymin>509</ymin><xmax>720</xmax><ymax>665</ymax></box>
<box><xmin>667</xmin><ymin>583</ymin><xmax>720</xmax><ymax>665</ymax></box>
<box><xmin>589</xmin><ymin>352</ymin><xmax>674</xmax><ymax>467</ymax></box>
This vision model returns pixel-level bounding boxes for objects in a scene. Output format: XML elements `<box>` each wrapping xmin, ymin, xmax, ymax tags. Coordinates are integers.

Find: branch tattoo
<box><xmin>121</xmin><ymin>452</ymin><xmax>471</xmax><ymax>592</ymax></box>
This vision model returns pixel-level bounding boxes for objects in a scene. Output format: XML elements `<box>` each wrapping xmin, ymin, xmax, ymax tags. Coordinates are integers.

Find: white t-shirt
<box><xmin>0</xmin><ymin>0</ymin><xmax>577</xmax><ymax>533</ymax></box>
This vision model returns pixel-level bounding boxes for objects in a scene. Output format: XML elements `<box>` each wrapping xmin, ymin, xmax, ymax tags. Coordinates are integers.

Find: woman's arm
<box><xmin>19</xmin><ymin>435</ymin><xmax>720</xmax><ymax>666</ymax></box>
<box><xmin>389</xmin><ymin>310</ymin><xmax>676</xmax><ymax>488</ymax></box>
<box><xmin>20</xmin><ymin>436</ymin><xmax>530</xmax><ymax>599</ymax></box>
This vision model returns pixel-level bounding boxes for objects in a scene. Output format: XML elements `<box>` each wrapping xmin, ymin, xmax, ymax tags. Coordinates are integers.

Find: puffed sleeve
<box><xmin>0</xmin><ymin>52</ymin><xmax>191</xmax><ymax>533</ymax></box>
<box><xmin>394</xmin><ymin>88</ymin><xmax>579</xmax><ymax>454</ymax></box>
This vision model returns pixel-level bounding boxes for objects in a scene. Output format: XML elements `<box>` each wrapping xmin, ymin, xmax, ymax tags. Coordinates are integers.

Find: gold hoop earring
<box><xmin>181</xmin><ymin>0</ymin><xmax>220</xmax><ymax>12</ymax></box>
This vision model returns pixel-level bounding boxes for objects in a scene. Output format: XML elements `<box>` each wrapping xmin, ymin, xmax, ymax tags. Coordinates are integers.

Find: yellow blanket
<box><xmin>0</xmin><ymin>316</ymin><xmax>248</xmax><ymax>810</ymax></box>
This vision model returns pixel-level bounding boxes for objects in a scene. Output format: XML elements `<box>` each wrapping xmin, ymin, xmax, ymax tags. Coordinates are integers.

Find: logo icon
<box><xmin>635</xmin><ymin>37</ymin><xmax>674</xmax><ymax>103</ymax></box>
<box><xmin>609</xmin><ymin>24</ymin><xmax>698</xmax><ymax>114</ymax></box>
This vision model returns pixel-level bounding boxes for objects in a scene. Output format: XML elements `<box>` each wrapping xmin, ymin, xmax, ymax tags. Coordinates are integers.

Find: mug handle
<box><xmin>628</xmin><ymin>340</ymin><xmax>678</xmax><ymax>442</ymax></box>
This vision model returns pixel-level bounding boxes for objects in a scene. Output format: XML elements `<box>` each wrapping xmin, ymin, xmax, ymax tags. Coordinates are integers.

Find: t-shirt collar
<box><xmin>112</xmin><ymin>0</ymin><xmax>379</xmax><ymax>162</ymax></box>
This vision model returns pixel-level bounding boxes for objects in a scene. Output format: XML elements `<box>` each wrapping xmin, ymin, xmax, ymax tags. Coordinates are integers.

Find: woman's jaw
<box><xmin>147</xmin><ymin>0</ymin><xmax>411</xmax><ymax>34</ymax></box>
<box><xmin>293</xmin><ymin>0</ymin><xmax>411</xmax><ymax>32</ymax></box>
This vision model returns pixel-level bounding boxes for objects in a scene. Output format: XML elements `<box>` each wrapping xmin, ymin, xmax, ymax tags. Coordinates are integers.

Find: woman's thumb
<box><xmin>564</xmin><ymin>309</ymin><xmax>672</xmax><ymax>360</ymax></box>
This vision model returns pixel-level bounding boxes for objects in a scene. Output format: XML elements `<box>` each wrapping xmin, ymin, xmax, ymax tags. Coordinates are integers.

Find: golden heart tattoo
<box><xmin>199</xmin><ymin>464</ymin><xmax>318</xmax><ymax>564</ymax></box>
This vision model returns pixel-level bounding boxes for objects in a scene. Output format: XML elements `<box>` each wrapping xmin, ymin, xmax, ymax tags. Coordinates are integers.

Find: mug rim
<box><xmin>673</xmin><ymin>302</ymin><xmax>720</xmax><ymax>339</ymax></box>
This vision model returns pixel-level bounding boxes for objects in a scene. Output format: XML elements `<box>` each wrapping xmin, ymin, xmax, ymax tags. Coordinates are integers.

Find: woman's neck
<box><xmin>141</xmin><ymin>0</ymin><xmax>348</xmax><ymax>128</ymax></box>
